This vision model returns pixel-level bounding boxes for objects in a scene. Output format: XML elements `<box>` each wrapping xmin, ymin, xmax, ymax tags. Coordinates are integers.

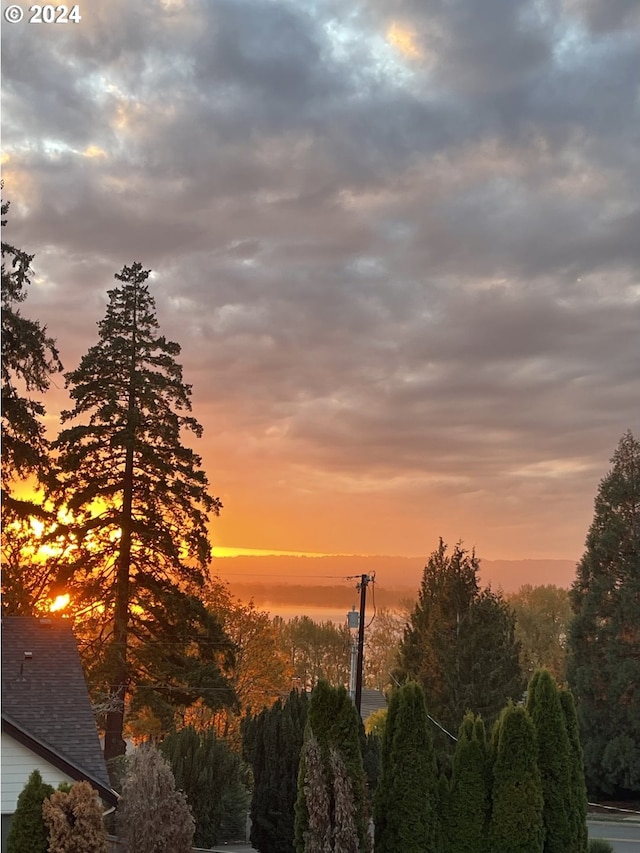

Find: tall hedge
<box><xmin>7</xmin><ymin>770</ymin><xmax>54</xmax><ymax>853</ymax></box>
<box><xmin>527</xmin><ymin>669</ymin><xmax>572</xmax><ymax>853</ymax></box>
<box><xmin>373</xmin><ymin>682</ymin><xmax>439</xmax><ymax>853</ymax></box>
<box><xmin>560</xmin><ymin>688</ymin><xmax>589</xmax><ymax>853</ymax></box>
<box><xmin>489</xmin><ymin>703</ymin><xmax>544</xmax><ymax>853</ymax></box>
<box><xmin>242</xmin><ymin>689</ymin><xmax>308</xmax><ymax>853</ymax></box>
<box><xmin>161</xmin><ymin>725</ymin><xmax>249</xmax><ymax>847</ymax></box>
<box><xmin>443</xmin><ymin>712</ymin><xmax>490</xmax><ymax>853</ymax></box>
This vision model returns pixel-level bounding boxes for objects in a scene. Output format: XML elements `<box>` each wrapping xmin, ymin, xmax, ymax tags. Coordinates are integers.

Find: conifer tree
<box><xmin>560</xmin><ymin>688</ymin><xmax>589</xmax><ymax>853</ymax></box>
<box><xmin>373</xmin><ymin>682</ymin><xmax>439</xmax><ymax>853</ymax></box>
<box><xmin>53</xmin><ymin>262</ymin><xmax>233</xmax><ymax>758</ymax></box>
<box><xmin>567</xmin><ymin>431</ymin><xmax>640</xmax><ymax>795</ymax></box>
<box><xmin>397</xmin><ymin>540</ymin><xmax>523</xmax><ymax>739</ymax></box>
<box><xmin>1</xmin><ymin>196</ymin><xmax>61</xmax><ymax>521</ymax></box>
<box><xmin>295</xmin><ymin>681</ymin><xmax>370</xmax><ymax>853</ymax></box>
<box><xmin>7</xmin><ymin>770</ymin><xmax>54</xmax><ymax>853</ymax></box>
<box><xmin>161</xmin><ymin>726</ymin><xmax>249</xmax><ymax>847</ymax></box>
<box><xmin>527</xmin><ymin>669</ymin><xmax>572</xmax><ymax>853</ymax></box>
<box><xmin>242</xmin><ymin>690</ymin><xmax>308</xmax><ymax>853</ymax></box>
<box><xmin>117</xmin><ymin>744</ymin><xmax>195</xmax><ymax>853</ymax></box>
<box><xmin>489</xmin><ymin>703</ymin><xmax>544</xmax><ymax>853</ymax></box>
<box><xmin>443</xmin><ymin>712</ymin><xmax>490</xmax><ymax>853</ymax></box>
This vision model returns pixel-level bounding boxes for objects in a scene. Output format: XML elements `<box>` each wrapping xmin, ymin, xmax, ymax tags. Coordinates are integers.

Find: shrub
<box><xmin>161</xmin><ymin>725</ymin><xmax>249</xmax><ymax>847</ymax></box>
<box><xmin>489</xmin><ymin>703</ymin><xmax>544</xmax><ymax>853</ymax></box>
<box><xmin>374</xmin><ymin>682</ymin><xmax>439</xmax><ymax>853</ymax></box>
<box><xmin>443</xmin><ymin>713</ymin><xmax>490</xmax><ymax>853</ymax></box>
<box><xmin>7</xmin><ymin>769</ymin><xmax>54</xmax><ymax>853</ymax></box>
<box><xmin>117</xmin><ymin>744</ymin><xmax>195</xmax><ymax>853</ymax></box>
<box><xmin>43</xmin><ymin>781</ymin><xmax>108</xmax><ymax>853</ymax></box>
<box><xmin>588</xmin><ymin>841</ymin><xmax>615</xmax><ymax>853</ymax></box>
<box><xmin>527</xmin><ymin>669</ymin><xmax>572</xmax><ymax>853</ymax></box>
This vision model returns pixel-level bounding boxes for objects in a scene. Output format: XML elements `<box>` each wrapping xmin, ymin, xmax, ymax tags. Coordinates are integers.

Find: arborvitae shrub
<box><xmin>117</xmin><ymin>744</ymin><xmax>195</xmax><ymax>853</ymax></box>
<box><xmin>444</xmin><ymin>712</ymin><xmax>490</xmax><ymax>853</ymax></box>
<box><xmin>7</xmin><ymin>770</ymin><xmax>54</xmax><ymax>853</ymax></box>
<box><xmin>242</xmin><ymin>689</ymin><xmax>308</xmax><ymax>853</ymax></box>
<box><xmin>560</xmin><ymin>688</ymin><xmax>589</xmax><ymax>853</ymax></box>
<box><xmin>161</xmin><ymin>725</ymin><xmax>249</xmax><ymax>847</ymax></box>
<box><xmin>373</xmin><ymin>682</ymin><xmax>439</xmax><ymax>853</ymax></box>
<box><xmin>527</xmin><ymin>669</ymin><xmax>572</xmax><ymax>853</ymax></box>
<box><xmin>295</xmin><ymin>681</ymin><xmax>370</xmax><ymax>853</ymax></box>
<box><xmin>489</xmin><ymin>703</ymin><xmax>544</xmax><ymax>853</ymax></box>
<box><xmin>43</xmin><ymin>781</ymin><xmax>108</xmax><ymax>853</ymax></box>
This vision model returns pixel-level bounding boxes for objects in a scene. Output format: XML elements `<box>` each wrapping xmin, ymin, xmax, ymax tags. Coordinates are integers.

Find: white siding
<box><xmin>1</xmin><ymin>732</ymin><xmax>74</xmax><ymax>813</ymax></box>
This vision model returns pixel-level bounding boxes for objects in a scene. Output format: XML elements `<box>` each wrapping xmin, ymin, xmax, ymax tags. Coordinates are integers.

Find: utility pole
<box><xmin>354</xmin><ymin>573</ymin><xmax>373</xmax><ymax>716</ymax></box>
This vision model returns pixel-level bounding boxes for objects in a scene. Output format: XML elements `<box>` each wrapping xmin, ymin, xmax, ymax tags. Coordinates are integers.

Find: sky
<box><xmin>2</xmin><ymin>0</ymin><xmax>638</xmax><ymax>573</ymax></box>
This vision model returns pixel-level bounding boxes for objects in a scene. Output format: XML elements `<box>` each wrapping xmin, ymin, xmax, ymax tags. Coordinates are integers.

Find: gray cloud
<box><xmin>2</xmin><ymin>0</ymin><xmax>638</xmax><ymax>558</ymax></box>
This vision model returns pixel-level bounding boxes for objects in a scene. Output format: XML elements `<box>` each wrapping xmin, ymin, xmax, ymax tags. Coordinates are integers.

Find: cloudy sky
<box><xmin>2</xmin><ymin>0</ymin><xmax>638</xmax><ymax>567</ymax></box>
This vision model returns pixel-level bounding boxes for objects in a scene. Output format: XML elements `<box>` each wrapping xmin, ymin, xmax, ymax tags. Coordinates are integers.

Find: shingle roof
<box><xmin>1</xmin><ymin>616</ymin><xmax>115</xmax><ymax>800</ymax></box>
<box><xmin>359</xmin><ymin>688</ymin><xmax>387</xmax><ymax>721</ymax></box>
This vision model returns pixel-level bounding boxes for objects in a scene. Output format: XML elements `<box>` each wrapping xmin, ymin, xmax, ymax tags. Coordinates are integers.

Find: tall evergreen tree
<box><xmin>1</xmin><ymin>196</ymin><xmax>62</xmax><ymax>520</ymax></box>
<box><xmin>397</xmin><ymin>539</ymin><xmax>523</xmax><ymax>739</ymax></box>
<box><xmin>374</xmin><ymin>682</ymin><xmax>439</xmax><ymax>853</ymax></box>
<box><xmin>489</xmin><ymin>704</ymin><xmax>544</xmax><ymax>853</ymax></box>
<box><xmin>53</xmin><ymin>262</ymin><xmax>234</xmax><ymax>759</ymax></box>
<box><xmin>559</xmin><ymin>688</ymin><xmax>589</xmax><ymax>853</ymax></box>
<box><xmin>527</xmin><ymin>669</ymin><xmax>572</xmax><ymax>853</ymax></box>
<box><xmin>443</xmin><ymin>712</ymin><xmax>490</xmax><ymax>853</ymax></box>
<box><xmin>567</xmin><ymin>431</ymin><xmax>640</xmax><ymax>795</ymax></box>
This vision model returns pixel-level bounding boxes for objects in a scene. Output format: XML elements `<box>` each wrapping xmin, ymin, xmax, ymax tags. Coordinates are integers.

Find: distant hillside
<box><xmin>212</xmin><ymin>554</ymin><xmax>578</xmax><ymax>609</ymax></box>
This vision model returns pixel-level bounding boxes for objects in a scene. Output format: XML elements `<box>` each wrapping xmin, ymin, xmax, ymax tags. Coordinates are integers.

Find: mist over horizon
<box><xmin>215</xmin><ymin>554</ymin><xmax>578</xmax><ymax>620</ymax></box>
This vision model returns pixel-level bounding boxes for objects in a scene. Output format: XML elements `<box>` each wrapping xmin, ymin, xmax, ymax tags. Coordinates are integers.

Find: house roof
<box><xmin>359</xmin><ymin>688</ymin><xmax>387</xmax><ymax>721</ymax></box>
<box><xmin>1</xmin><ymin>616</ymin><xmax>117</xmax><ymax>805</ymax></box>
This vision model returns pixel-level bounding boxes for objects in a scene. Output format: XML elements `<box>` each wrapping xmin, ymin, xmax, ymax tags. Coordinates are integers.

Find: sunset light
<box><xmin>50</xmin><ymin>594</ymin><xmax>70</xmax><ymax>613</ymax></box>
<box><xmin>386</xmin><ymin>22</ymin><xmax>422</xmax><ymax>59</ymax></box>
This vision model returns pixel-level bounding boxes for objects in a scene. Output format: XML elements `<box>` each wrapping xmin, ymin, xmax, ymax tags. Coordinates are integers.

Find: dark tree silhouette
<box><xmin>54</xmin><ymin>262</ymin><xmax>233</xmax><ymax>759</ymax></box>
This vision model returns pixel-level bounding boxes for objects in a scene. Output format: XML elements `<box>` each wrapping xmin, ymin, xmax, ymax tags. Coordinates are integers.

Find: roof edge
<box><xmin>2</xmin><ymin>714</ymin><xmax>118</xmax><ymax>807</ymax></box>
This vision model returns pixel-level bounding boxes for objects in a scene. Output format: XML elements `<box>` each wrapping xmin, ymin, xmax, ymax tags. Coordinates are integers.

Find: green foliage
<box><xmin>560</xmin><ymin>688</ymin><xmax>589</xmax><ymax>853</ymax></box>
<box><xmin>242</xmin><ymin>689</ymin><xmax>308</xmax><ymax>853</ymax></box>
<box><xmin>374</xmin><ymin>682</ymin><xmax>439</xmax><ymax>853</ymax></box>
<box><xmin>397</xmin><ymin>539</ymin><xmax>524</xmax><ymax>743</ymax></box>
<box><xmin>489</xmin><ymin>703</ymin><xmax>544</xmax><ymax>853</ymax></box>
<box><xmin>362</xmin><ymin>731</ymin><xmax>382</xmax><ymax>795</ymax></box>
<box><xmin>1</xmin><ymin>196</ymin><xmax>62</xmax><ymax>521</ymax></box>
<box><xmin>52</xmin><ymin>262</ymin><xmax>234</xmax><ymax>755</ymax></box>
<box><xmin>116</xmin><ymin>744</ymin><xmax>195</xmax><ymax>853</ymax></box>
<box><xmin>42</xmin><ymin>781</ymin><xmax>108</xmax><ymax>853</ymax></box>
<box><xmin>295</xmin><ymin>681</ymin><xmax>370</xmax><ymax>853</ymax></box>
<box><xmin>7</xmin><ymin>769</ymin><xmax>54</xmax><ymax>853</ymax></box>
<box><xmin>278</xmin><ymin>616</ymin><xmax>351</xmax><ymax>689</ymax></box>
<box><xmin>527</xmin><ymin>669</ymin><xmax>573</xmax><ymax>852</ymax></box>
<box><xmin>1</xmin><ymin>197</ymin><xmax>63</xmax><ymax>615</ymax></box>
<box><xmin>588</xmin><ymin>841</ymin><xmax>615</xmax><ymax>853</ymax></box>
<box><xmin>443</xmin><ymin>712</ymin><xmax>490</xmax><ymax>853</ymax></box>
<box><xmin>567</xmin><ymin>431</ymin><xmax>640</xmax><ymax>796</ymax></box>
<box><xmin>160</xmin><ymin>726</ymin><xmax>249</xmax><ymax>847</ymax></box>
<box><xmin>507</xmin><ymin>585</ymin><xmax>572</xmax><ymax>681</ymax></box>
